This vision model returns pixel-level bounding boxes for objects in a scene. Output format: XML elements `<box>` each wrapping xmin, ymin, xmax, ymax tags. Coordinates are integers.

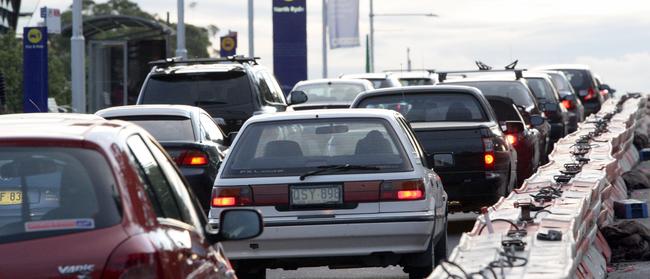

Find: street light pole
<box><xmin>322</xmin><ymin>0</ymin><xmax>328</xmax><ymax>78</ymax></box>
<box><xmin>248</xmin><ymin>0</ymin><xmax>254</xmax><ymax>57</ymax></box>
<box><xmin>71</xmin><ymin>0</ymin><xmax>85</xmax><ymax>113</ymax></box>
<box><xmin>176</xmin><ymin>0</ymin><xmax>188</xmax><ymax>59</ymax></box>
<box><xmin>369</xmin><ymin>0</ymin><xmax>374</xmax><ymax>72</ymax></box>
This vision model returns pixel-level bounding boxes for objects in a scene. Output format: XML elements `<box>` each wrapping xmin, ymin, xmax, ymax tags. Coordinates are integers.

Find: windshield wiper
<box><xmin>195</xmin><ymin>100</ymin><xmax>228</xmax><ymax>106</ymax></box>
<box><xmin>299</xmin><ymin>164</ymin><xmax>380</xmax><ymax>181</ymax></box>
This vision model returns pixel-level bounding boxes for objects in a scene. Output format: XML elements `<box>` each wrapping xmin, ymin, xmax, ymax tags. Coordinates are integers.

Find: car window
<box><xmin>294</xmin><ymin>83</ymin><xmax>366</xmax><ymax>103</ymax></box>
<box><xmin>399</xmin><ymin>78</ymin><xmax>434</xmax><ymax>86</ymax></box>
<box><xmin>258</xmin><ymin>71</ymin><xmax>284</xmax><ymax>104</ymax></box>
<box><xmin>223</xmin><ymin>118</ymin><xmax>413</xmax><ymax>178</ymax></box>
<box><xmin>449</xmin><ymin>81</ymin><xmax>536</xmax><ymax>108</ymax></box>
<box><xmin>200</xmin><ymin>114</ymin><xmax>224</xmax><ymax>142</ymax></box>
<box><xmin>106</xmin><ymin>115</ymin><xmax>195</xmax><ymax>142</ymax></box>
<box><xmin>547</xmin><ymin>73</ymin><xmax>572</xmax><ymax>93</ymax></box>
<box><xmin>127</xmin><ymin>135</ymin><xmax>183</xmax><ymax>222</ymax></box>
<box><xmin>527</xmin><ymin>78</ymin><xmax>558</xmax><ymax>102</ymax></box>
<box><xmin>0</xmin><ymin>147</ymin><xmax>121</xmax><ymax>244</ymax></box>
<box><xmin>487</xmin><ymin>99</ymin><xmax>526</xmax><ymax>124</ymax></box>
<box><xmin>139</xmin><ymin>72</ymin><xmax>255</xmax><ymax>116</ymax></box>
<box><xmin>141</xmin><ymin>136</ymin><xmax>203</xmax><ymax>229</ymax></box>
<box><xmin>396</xmin><ymin>117</ymin><xmax>428</xmax><ymax>166</ymax></box>
<box><xmin>356</xmin><ymin>93</ymin><xmax>487</xmax><ymax>122</ymax></box>
<box><xmin>264</xmin><ymin>71</ymin><xmax>286</xmax><ymax>103</ymax></box>
<box><xmin>559</xmin><ymin>69</ymin><xmax>591</xmax><ymax>91</ymax></box>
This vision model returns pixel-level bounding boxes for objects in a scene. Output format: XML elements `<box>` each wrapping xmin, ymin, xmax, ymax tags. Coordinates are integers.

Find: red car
<box><xmin>0</xmin><ymin>114</ymin><xmax>262</xmax><ymax>278</ymax></box>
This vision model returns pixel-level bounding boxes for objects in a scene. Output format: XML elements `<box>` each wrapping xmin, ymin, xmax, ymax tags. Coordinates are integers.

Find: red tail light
<box><xmin>506</xmin><ymin>134</ymin><xmax>517</xmax><ymax>145</ymax></box>
<box><xmin>174</xmin><ymin>150</ymin><xmax>209</xmax><ymax>166</ymax></box>
<box><xmin>380</xmin><ymin>179</ymin><xmax>426</xmax><ymax>201</ymax></box>
<box><xmin>211</xmin><ymin>186</ymin><xmax>253</xmax><ymax>207</ymax></box>
<box><xmin>584</xmin><ymin>87</ymin><xmax>596</xmax><ymax>101</ymax></box>
<box><xmin>482</xmin><ymin>138</ymin><xmax>495</xmax><ymax>169</ymax></box>
<box><xmin>102</xmin><ymin>235</ymin><xmax>160</xmax><ymax>279</ymax></box>
<box><xmin>561</xmin><ymin>100</ymin><xmax>573</xmax><ymax>109</ymax></box>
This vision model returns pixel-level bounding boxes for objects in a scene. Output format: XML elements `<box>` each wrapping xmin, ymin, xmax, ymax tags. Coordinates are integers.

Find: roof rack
<box><xmin>382</xmin><ymin>69</ymin><xmax>435</xmax><ymax>74</ymax></box>
<box><xmin>437</xmin><ymin>69</ymin><xmax>526</xmax><ymax>83</ymax></box>
<box><xmin>148</xmin><ymin>55</ymin><xmax>261</xmax><ymax>67</ymax></box>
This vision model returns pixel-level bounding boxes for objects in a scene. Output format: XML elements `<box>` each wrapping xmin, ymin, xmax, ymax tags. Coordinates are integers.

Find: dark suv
<box><xmin>535</xmin><ymin>64</ymin><xmax>604</xmax><ymax>116</ymax></box>
<box><xmin>137</xmin><ymin>57</ymin><xmax>307</xmax><ymax>134</ymax></box>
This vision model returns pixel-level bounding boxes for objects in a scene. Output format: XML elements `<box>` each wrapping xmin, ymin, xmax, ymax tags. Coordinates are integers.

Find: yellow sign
<box><xmin>27</xmin><ymin>28</ymin><xmax>43</xmax><ymax>44</ymax></box>
<box><xmin>221</xmin><ymin>37</ymin><xmax>236</xmax><ymax>52</ymax></box>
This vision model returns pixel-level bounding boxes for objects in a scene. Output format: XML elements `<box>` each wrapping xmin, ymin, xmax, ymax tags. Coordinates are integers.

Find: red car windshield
<box><xmin>0</xmin><ymin>147</ymin><xmax>121</xmax><ymax>244</ymax></box>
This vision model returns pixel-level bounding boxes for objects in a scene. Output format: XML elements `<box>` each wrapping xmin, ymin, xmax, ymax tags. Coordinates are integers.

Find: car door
<box><xmin>127</xmin><ymin>134</ymin><xmax>221</xmax><ymax>278</ymax></box>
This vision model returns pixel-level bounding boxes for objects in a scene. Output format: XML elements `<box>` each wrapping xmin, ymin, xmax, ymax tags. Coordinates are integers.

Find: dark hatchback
<box><xmin>523</xmin><ymin>72</ymin><xmax>570</xmax><ymax>143</ymax></box>
<box><xmin>96</xmin><ymin>105</ymin><xmax>229</xmax><ymax>211</ymax></box>
<box><xmin>137</xmin><ymin>57</ymin><xmax>306</xmax><ymax>134</ymax></box>
<box><xmin>351</xmin><ymin>85</ymin><xmax>517</xmax><ymax>212</ymax></box>
<box><xmin>442</xmin><ymin>78</ymin><xmax>552</xmax><ymax>162</ymax></box>
<box><xmin>537</xmin><ymin>70</ymin><xmax>585</xmax><ymax>133</ymax></box>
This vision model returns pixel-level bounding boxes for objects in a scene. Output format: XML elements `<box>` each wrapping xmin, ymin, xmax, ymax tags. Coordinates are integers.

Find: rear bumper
<box><xmin>437</xmin><ymin>170</ymin><xmax>507</xmax><ymax>211</ymax></box>
<box><xmin>549</xmin><ymin>122</ymin><xmax>566</xmax><ymax>142</ymax></box>
<box><xmin>567</xmin><ymin>111</ymin><xmax>579</xmax><ymax>132</ymax></box>
<box><xmin>583</xmin><ymin>101</ymin><xmax>601</xmax><ymax>116</ymax></box>
<box><xmin>180</xmin><ymin>167</ymin><xmax>213</xmax><ymax>211</ymax></box>
<box><xmin>219</xmin><ymin>213</ymin><xmax>435</xmax><ymax>260</ymax></box>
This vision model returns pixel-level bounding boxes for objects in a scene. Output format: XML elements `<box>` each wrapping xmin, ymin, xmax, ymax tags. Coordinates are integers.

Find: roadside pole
<box><xmin>176</xmin><ymin>0</ymin><xmax>188</xmax><ymax>59</ymax></box>
<box><xmin>71</xmin><ymin>0</ymin><xmax>85</xmax><ymax>113</ymax></box>
<box><xmin>248</xmin><ymin>0</ymin><xmax>254</xmax><ymax>57</ymax></box>
<box><xmin>322</xmin><ymin>0</ymin><xmax>328</xmax><ymax>78</ymax></box>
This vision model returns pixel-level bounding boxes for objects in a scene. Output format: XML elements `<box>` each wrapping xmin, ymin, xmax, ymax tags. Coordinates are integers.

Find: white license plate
<box><xmin>291</xmin><ymin>185</ymin><xmax>342</xmax><ymax>205</ymax></box>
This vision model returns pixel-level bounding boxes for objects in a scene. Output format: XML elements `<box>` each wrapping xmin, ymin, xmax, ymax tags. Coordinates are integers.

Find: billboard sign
<box><xmin>23</xmin><ymin>27</ymin><xmax>49</xmax><ymax>113</ymax></box>
<box><xmin>272</xmin><ymin>0</ymin><xmax>307</xmax><ymax>93</ymax></box>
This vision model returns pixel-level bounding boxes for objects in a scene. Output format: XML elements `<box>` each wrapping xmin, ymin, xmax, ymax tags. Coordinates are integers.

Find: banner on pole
<box><xmin>328</xmin><ymin>0</ymin><xmax>360</xmax><ymax>49</ymax></box>
<box><xmin>23</xmin><ymin>26</ymin><xmax>49</xmax><ymax>113</ymax></box>
<box><xmin>272</xmin><ymin>0</ymin><xmax>307</xmax><ymax>94</ymax></box>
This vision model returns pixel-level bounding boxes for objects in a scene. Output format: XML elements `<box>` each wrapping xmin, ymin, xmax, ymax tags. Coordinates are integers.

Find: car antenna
<box><xmin>475</xmin><ymin>60</ymin><xmax>492</xmax><ymax>71</ymax></box>
<box><xmin>504</xmin><ymin>60</ymin><xmax>519</xmax><ymax>70</ymax></box>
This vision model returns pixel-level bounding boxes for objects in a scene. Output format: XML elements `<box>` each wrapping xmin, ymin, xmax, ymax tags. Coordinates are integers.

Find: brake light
<box><xmin>506</xmin><ymin>134</ymin><xmax>517</xmax><ymax>145</ymax></box>
<box><xmin>380</xmin><ymin>179</ymin><xmax>425</xmax><ymax>201</ymax></box>
<box><xmin>482</xmin><ymin>138</ymin><xmax>495</xmax><ymax>169</ymax></box>
<box><xmin>562</xmin><ymin>99</ymin><xmax>573</xmax><ymax>109</ymax></box>
<box><xmin>584</xmin><ymin>87</ymin><xmax>596</xmax><ymax>101</ymax></box>
<box><xmin>102</xmin><ymin>235</ymin><xmax>160</xmax><ymax>279</ymax></box>
<box><xmin>211</xmin><ymin>186</ymin><xmax>253</xmax><ymax>207</ymax></box>
<box><xmin>174</xmin><ymin>150</ymin><xmax>209</xmax><ymax>166</ymax></box>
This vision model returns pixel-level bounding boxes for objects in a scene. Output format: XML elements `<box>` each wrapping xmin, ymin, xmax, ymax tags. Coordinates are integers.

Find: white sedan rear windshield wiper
<box><xmin>299</xmin><ymin>164</ymin><xmax>380</xmax><ymax>181</ymax></box>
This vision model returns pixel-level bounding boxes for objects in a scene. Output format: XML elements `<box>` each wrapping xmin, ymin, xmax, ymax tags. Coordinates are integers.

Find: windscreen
<box><xmin>547</xmin><ymin>73</ymin><xmax>572</xmax><ymax>93</ymax></box>
<box><xmin>356</xmin><ymin>93</ymin><xmax>487</xmax><ymax>122</ymax></box>
<box><xmin>107</xmin><ymin>115</ymin><xmax>195</xmax><ymax>142</ymax></box>
<box><xmin>223</xmin><ymin>118</ymin><xmax>412</xmax><ymax>178</ymax></box>
<box><xmin>0</xmin><ymin>147</ymin><xmax>121</xmax><ymax>244</ymax></box>
<box><xmin>526</xmin><ymin>78</ymin><xmax>558</xmax><ymax>102</ymax></box>
<box><xmin>449</xmin><ymin>81</ymin><xmax>536</xmax><ymax>108</ymax></box>
<box><xmin>294</xmin><ymin>83</ymin><xmax>366</xmax><ymax>104</ymax></box>
<box><xmin>140</xmin><ymin>72</ymin><xmax>254</xmax><ymax>115</ymax></box>
<box><xmin>559</xmin><ymin>69</ymin><xmax>591</xmax><ymax>91</ymax></box>
<box><xmin>399</xmin><ymin>78</ymin><xmax>434</xmax><ymax>86</ymax></box>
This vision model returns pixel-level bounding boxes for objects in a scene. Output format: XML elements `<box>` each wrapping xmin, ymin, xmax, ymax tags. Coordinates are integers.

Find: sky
<box><xmin>17</xmin><ymin>0</ymin><xmax>650</xmax><ymax>92</ymax></box>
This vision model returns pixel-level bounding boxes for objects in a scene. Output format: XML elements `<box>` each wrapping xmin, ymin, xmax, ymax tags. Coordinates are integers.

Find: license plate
<box><xmin>0</xmin><ymin>191</ymin><xmax>22</xmax><ymax>205</ymax></box>
<box><xmin>433</xmin><ymin>153</ymin><xmax>454</xmax><ymax>167</ymax></box>
<box><xmin>291</xmin><ymin>184</ymin><xmax>342</xmax><ymax>206</ymax></box>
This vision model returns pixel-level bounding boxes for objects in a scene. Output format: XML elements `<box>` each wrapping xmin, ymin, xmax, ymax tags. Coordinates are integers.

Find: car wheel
<box><xmin>235</xmin><ymin>266</ymin><xmax>266</xmax><ymax>279</ymax></box>
<box><xmin>405</xmin><ymin>223</ymin><xmax>447</xmax><ymax>279</ymax></box>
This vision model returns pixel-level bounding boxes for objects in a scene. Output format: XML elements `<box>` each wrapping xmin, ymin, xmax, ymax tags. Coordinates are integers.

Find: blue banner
<box><xmin>220</xmin><ymin>31</ymin><xmax>237</xmax><ymax>57</ymax></box>
<box><xmin>272</xmin><ymin>0</ymin><xmax>307</xmax><ymax>94</ymax></box>
<box><xmin>23</xmin><ymin>27</ymin><xmax>48</xmax><ymax>113</ymax></box>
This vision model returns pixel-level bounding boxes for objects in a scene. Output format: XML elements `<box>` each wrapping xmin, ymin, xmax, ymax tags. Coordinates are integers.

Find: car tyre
<box><xmin>405</xmin><ymin>222</ymin><xmax>447</xmax><ymax>279</ymax></box>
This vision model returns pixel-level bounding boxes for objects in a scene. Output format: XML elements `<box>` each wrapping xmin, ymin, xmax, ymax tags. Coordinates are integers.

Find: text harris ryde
<box><xmin>273</xmin><ymin>6</ymin><xmax>305</xmax><ymax>13</ymax></box>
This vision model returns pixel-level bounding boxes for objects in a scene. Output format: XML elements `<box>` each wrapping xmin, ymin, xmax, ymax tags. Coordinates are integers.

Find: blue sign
<box><xmin>272</xmin><ymin>0</ymin><xmax>307</xmax><ymax>94</ymax></box>
<box><xmin>220</xmin><ymin>32</ymin><xmax>237</xmax><ymax>57</ymax></box>
<box><xmin>23</xmin><ymin>27</ymin><xmax>48</xmax><ymax>113</ymax></box>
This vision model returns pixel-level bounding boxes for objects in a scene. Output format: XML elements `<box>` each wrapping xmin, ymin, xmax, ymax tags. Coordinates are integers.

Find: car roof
<box><xmin>0</xmin><ymin>114</ymin><xmax>131</xmax><ymax>143</ymax></box>
<box><xmin>534</xmin><ymin>64</ymin><xmax>591</xmax><ymax>71</ymax></box>
<box><xmin>152</xmin><ymin>63</ymin><xmax>246</xmax><ymax>74</ymax></box>
<box><xmin>294</xmin><ymin>78</ymin><xmax>373</xmax><ymax>88</ymax></box>
<box><xmin>391</xmin><ymin>71</ymin><xmax>435</xmax><ymax>79</ymax></box>
<box><xmin>354</xmin><ymin>85</ymin><xmax>484</xmax><ymax>100</ymax></box>
<box><xmin>245</xmin><ymin>108</ymin><xmax>401</xmax><ymax>123</ymax></box>
<box><xmin>96</xmin><ymin>105</ymin><xmax>204</xmax><ymax>119</ymax></box>
<box><xmin>339</xmin><ymin>73</ymin><xmax>392</xmax><ymax>79</ymax></box>
<box><xmin>522</xmin><ymin>72</ymin><xmax>552</xmax><ymax>79</ymax></box>
<box><xmin>442</xmin><ymin>75</ymin><xmax>526</xmax><ymax>83</ymax></box>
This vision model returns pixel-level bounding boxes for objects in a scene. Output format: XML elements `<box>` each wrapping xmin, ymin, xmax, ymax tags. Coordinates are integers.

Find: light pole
<box><xmin>369</xmin><ymin>4</ymin><xmax>437</xmax><ymax>72</ymax></box>
<box><xmin>322</xmin><ymin>0</ymin><xmax>328</xmax><ymax>78</ymax></box>
<box><xmin>248</xmin><ymin>0</ymin><xmax>254</xmax><ymax>57</ymax></box>
<box><xmin>176</xmin><ymin>0</ymin><xmax>188</xmax><ymax>59</ymax></box>
<box><xmin>71</xmin><ymin>0</ymin><xmax>85</xmax><ymax>113</ymax></box>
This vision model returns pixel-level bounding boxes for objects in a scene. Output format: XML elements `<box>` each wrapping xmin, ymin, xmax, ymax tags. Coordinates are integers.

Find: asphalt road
<box><xmin>266</xmin><ymin>213</ymin><xmax>478</xmax><ymax>279</ymax></box>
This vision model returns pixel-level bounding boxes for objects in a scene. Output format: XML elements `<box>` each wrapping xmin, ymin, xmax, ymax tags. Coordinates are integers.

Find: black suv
<box><xmin>137</xmin><ymin>57</ymin><xmax>307</xmax><ymax>134</ymax></box>
<box><xmin>535</xmin><ymin>64</ymin><xmax>605</xmax><ymax>116</ymax></box>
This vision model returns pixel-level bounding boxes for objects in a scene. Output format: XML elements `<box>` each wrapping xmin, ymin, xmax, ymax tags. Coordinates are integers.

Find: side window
<box><xmin>257</xmin><ymin>71</ymin><xmax>276</xmax><ymax>104</ymax></box>
<box><xmin>265</xmin><ymin>72</ymin><xmax>286</xmax><ymax>103</ymax></box>
<box><xmin>200</xmin><ymin>114</ymin><xmax>224</xmax><ymax>142</ymax></box>
<box><xmin>127</xmin><ymin>135</ymin><xmax>183</xmax><ymax>222</ymax></box>
<box><xmin>396</xmin><ymin>117</ymin><xmax>428</xmax><ymax>166</ymax></box>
